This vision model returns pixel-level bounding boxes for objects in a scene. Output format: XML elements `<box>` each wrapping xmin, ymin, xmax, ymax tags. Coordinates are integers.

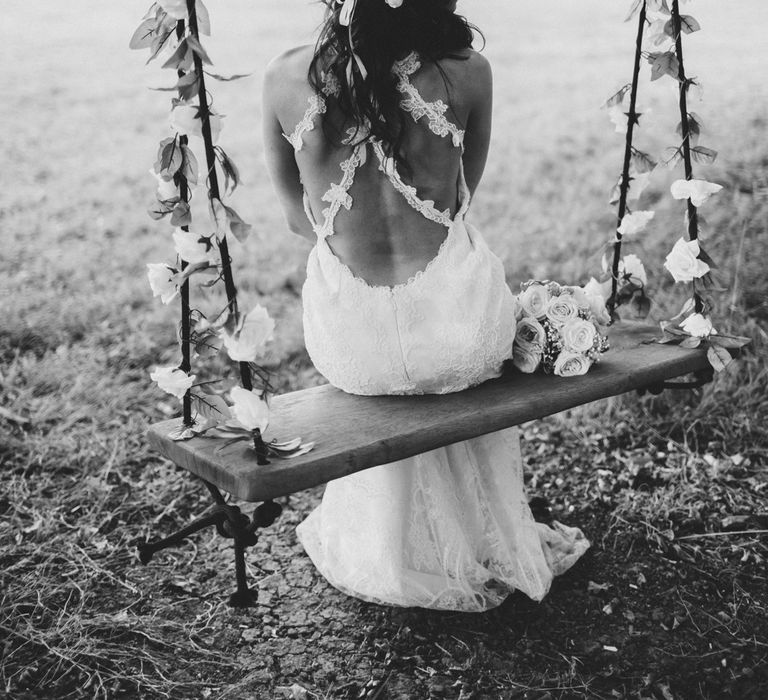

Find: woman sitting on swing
<box><xmin>262</xmin><ymin>0</ymin><xmax>589</xmax><ymax>612</ymax></box>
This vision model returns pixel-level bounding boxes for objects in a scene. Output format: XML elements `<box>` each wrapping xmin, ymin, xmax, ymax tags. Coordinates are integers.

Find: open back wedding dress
<box><xmin>287</xmin><ymin>53</ymin><xmax>589</xmax><ymax>611</ymax></box>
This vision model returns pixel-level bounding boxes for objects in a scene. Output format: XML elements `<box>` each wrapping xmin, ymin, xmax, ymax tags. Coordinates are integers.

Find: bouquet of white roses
<box><xmin>512</xmin><ymin>280</ymin><xmax>610</xmax><ymax>378</ymax></box>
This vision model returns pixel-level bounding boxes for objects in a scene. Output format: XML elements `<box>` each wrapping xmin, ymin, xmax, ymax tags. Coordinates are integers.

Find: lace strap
<box><xmin>282</xmin><ymin>71</ymin><xmax>342</xmax><ymax>152</ymax></box>
<box><xmin>371</xmin><ymin>141</ymin><xmax>453</xmax><ymax>228</ymax></box>
<box><xmin>392</xmin><ymin>52</ymin><xmax>465</xmax><ymax>148</ymax></box>
<box><xmin>313</xmin><ymin>144</ymin><xmax>366</xmax><ymax>239</ymax></box>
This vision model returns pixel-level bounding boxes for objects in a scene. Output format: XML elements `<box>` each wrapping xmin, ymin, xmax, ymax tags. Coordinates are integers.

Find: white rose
<box><xmin>221</xmin><ymin>305</ymin><xmax>275</xmax><ymax>362</ymax></box>
<box><xmin>617</xmin><ymin>210</ymin><xmax>655</xmax><ymax>237</ymax></box>
<box><xmin>619</xmin><ymin>254</ymin><xmax>647</xmax><ymax>287</ymax></box>
<box><xmin>561</xmin><ymin>318</ymin><xmax>597</xmax><ymax>353</ymax></box>
<box><xmin>172</xmin><ymin>228</ymin><xmax>216</xmax><ymax>264</ymax></box>
<box><xmin>150</xmin><ymin>366</ymin><xmax>195</xmax><ymax>399</ymax></box>
<box><xmin>670</xmin><ymin>179</ymin><xmax>722</xmax><ymax>207</ymax></box>
<box><xmin>553</xmin><ymin>352</ymin><xmax>591</xmax><ymax>378</ymax></box>
<box><xmin>518</xmin><ymin>283</ymin><xmax>551</xmax><ymax>319</ymax></box>
<box><xmin>680</xmin><ymin>313</ymin><xmax>716</xmax><ymax>338</ymax></box>
<box><xmin>514</xmin><ymin>317</ymin><xmax>546</xmax><ymax>352</ymax></box>
<box><xmin>664</xmin><ymin>237</ymin><xmax>710</xmax><ymax>283</ymax></box>
<box><xmin>512</xmin><ymin>344</ymin><xmax>541</xmax><ymax>374</ymax></box>
<box><xmin>545</xmin><ymin>293</ymin><xmax>580</xmax><ymax>327</ymax></box>
<box><xmin>230</xmin><ymin>386</ymin><xmax>270</xmax><ymax>433</ymax></box>
<box><xmin>149</xmin><ymin>168</ymin><xmax>178</xmax><ymax>201</ymax></box>
<box><xmin>170</xmin><ymin>104</ymin><xmax>222</xmax><ymax>144</ymax></box>
<box><xmin>147</xmin><ymin>263</ymin><xmax>179</xmax><ymax>304</ymax></box>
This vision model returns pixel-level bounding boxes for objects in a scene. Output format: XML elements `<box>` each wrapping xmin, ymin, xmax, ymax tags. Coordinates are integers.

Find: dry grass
<box><xmin>1</xmin><ymin>1</ymin><xmax>767</xmax><ymax>698</ymax></box>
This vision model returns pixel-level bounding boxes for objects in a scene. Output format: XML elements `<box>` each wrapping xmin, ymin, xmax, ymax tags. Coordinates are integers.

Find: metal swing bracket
<box><xmin>637</xmin><ymin>366</ymin><xmax>714</xmax><ymax>396</ymax></box>
<box><xmin>137</xmin><ymin>479</ymin><xmax>282</xmax><ymax>608</ymax></box>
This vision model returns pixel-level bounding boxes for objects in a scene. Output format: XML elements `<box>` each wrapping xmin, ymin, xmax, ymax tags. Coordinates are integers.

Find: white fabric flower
<box><xmin>680</xmin><ymin>313</ymin><xmax>716</xmax><ymax>338</ymax></box>
<box><xmin>512</xmin><ymin>345</ymin><xmax>541</xmax><ymax>374</ymax></box>
<box><xmin>514</xmin><ymin>317</ymin><xmax>546</xmax><ymax>352</ymax></box>
<box><xmin>670</xmin><ymin>179</ymin><xmax>722</xmax><ymax>207</ymax></box>
<box><xmin>149</xmin><ymin>168</ymin><xmax>177</xmax><ymax>201</ymax></box>
<box><xmin>581</xmin><ymin>277</ymin><xmax>611</xmax><ymax>325</ymax></box>
<box><xmin>617</xmin><ymin>210</ymin><xmax>655</xmax><ymax>236</ymax></box>
<box><xmin>561</xmin><ymin>319</ymin><xmax>597</xmax><ymax>354</ymax></box>
<box><xmin>518</xmin><ymin>283</ymin><xmax>551</xmax><ymax>319</ymax></box>
<box><xmin>553</xmin><ymin>352</ymin><xmax>591</xmax><ymax>378</ymax></box>
<box><xmin>221</xmin><ymin>305</ymin><xmax>275</xmax><ymax>362</ymax></box>
<box><xmin>172</xmin><ymin>228</ymin><xmax>216</xmax><ymax>264</ymax></box>
<box><xmin>545</xmin><ymin>294</ymin><xmax>580</xmax><ymax>327</ymax></box>
<box><xmin>150</xmin><ymin>366</ymin><xmax>195</xmax><ymax>399</ymax></box>
<box><xmin>619</xmin><ymin>254</ymin><xmax>647</xmax><ymax>286</ymax></box>
<box><xmin>230</xmin><ymin>386</ymin><xmax>270</xmax><ymax>432</ymax></box>
<box><xmin>170</xmin><ymin>104</ymin><xmax>222</xmax><ymax>144</ymax></box>
<box><xmin>664</xmin><ymin>238</ymin><xmax>710</xmax><ymax>282</ymax></box>
<box><xmin>146</xmin><ymin>263</ymin><xmax>179</xmax><ymax>304</ymax></box>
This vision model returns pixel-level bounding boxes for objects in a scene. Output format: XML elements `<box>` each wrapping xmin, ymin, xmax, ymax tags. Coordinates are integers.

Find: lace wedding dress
<box><xmin>286</xmin><ymin>53</ymin><xmax>589</xmax><ymax>611</ymax></box>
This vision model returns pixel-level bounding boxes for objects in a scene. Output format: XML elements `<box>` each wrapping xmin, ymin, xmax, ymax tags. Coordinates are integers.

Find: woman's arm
<box><xmin>262</xmin><ymin>58</ymin><xmax>316</xmax><ymax>243</ymax></box>
<box><xmin>461</xmin><ymin>53</ymin><xmax>493</xmax><ymax>197</ymax></box>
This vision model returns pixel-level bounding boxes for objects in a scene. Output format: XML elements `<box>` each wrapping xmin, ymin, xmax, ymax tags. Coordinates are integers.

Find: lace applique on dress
<box><xmin>392</xmin><ymin>52</ymin><xmax>465</xmax><ymax>148</ymax></box>
<box><xmin>313</xmin><ymin>145</ymin><xmax>366</xmax><ymax>239</ymax></box>
<box><xmin>283</xmin><ymin>71</ymin><xmax>340</xmax><ymax>151</ymax></box>
<box><xmin>371</xmin><ymin>141</ymin><xmax>452</xmax><ymax>227</ymax></box>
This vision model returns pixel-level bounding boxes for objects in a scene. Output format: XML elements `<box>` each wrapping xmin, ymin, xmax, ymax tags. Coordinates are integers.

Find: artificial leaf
<box><xmin>216</xmin><ymin>147</ymin><xmax>241</xmax><ymax>195</ymax></box>
<box><xmin>671</xmin><ymin>297</ymin><xmax>696</xmax><ymax>320</ymax></box>
<box><xmin>161</xmin><ymin>38</ymin><xmax>192</xmax><ymax>71</ymax></box>
<box><xmin>146</xmin><ymin>27</ymin><xmax>176</xmax><ymax>65</ymax></box>
<box><xmin>176</xmin><ymin>70</ymin><xmax>200</xmax><ymax>102</ymax></box>
<box><xmin>648</xmin><ymin>0</ymin><xmax>670</xmax><ymax>13</ymax></box>
<box><xmin>663</xmin><ymin>146</ymin><xmax>682</xmax><ymax>167</ymax></box>
<box><xmin>170</xmin><ymin>201</ymin><xmax>191</xmax><ymax>226</ymax></box>
<box><xmin>631</xmin><ymin>149</ymin><xmax>658</xmax><ymax>173</ymax></box>
<box><xmin>707</xmin><ymin>344</ymin><xmax>731</xmax><ymax>372</ymax></box>
<box><xmin>196</xmin><ymin>0</ymin><xmax>211</xmax><ymax>35</ymax></box>
<box><xmin>624</xmin><ymin>0</ymin><xmax>643</xmax><ymax>22</ymax></box>
<box><xmin>690</xmin><ymin>146</ymin><xmax>718</xmax><ymax>165</ymax></box>
<box><xmin>181</xmin><ymin>144</ymin><xmax>199</xmax><ymax>185</ymax></box>
<box><xmin>130</xmin><ymin>18</ymin><xmax>161</xmax><ymax>50</ymax></box>
<box><xmin>648</xmin><ymin>52</ymin><xmax>680</xmax><ymax>81</ymax></box>
<box><xmin>679</xmin><ymin>15</ymin><xmax>701</xmax><ymax>34</ymax></box>
<box><xmin>192</xmin><ymin>393</ymin><xmax>231</xmax><ymax>421</ymax></box>
<box><xmin>186</xmin><ymin>35</ymin><xmax>213</xmax><ymax>65</ymax></box>
<box><xmin>168</xmin><ymin>425</ymin><xmax>197</xmax><ymax>441</ymax></box>
<box><xmin>222</xmin><ymin>204</ymin><xmax>252</xmax><ymax>243</ymax></box>
<box><xmin>679</xmin><ymin>336</ymin><xmax>701</xmax><ymax>349</ymax></box>
<box><xmin>205</xmin><ymin>71</ymin><xmax>252</xmax><ymax>82</ymax></box>
<box><xmin>148</xmin><ymin>199</ymin><xmax>175</xmax><ymax>220</ymax></box>
<box><xmin>708</xmin><ymin>335</ymin><xmax>751</xmax><ymax>350</ymax></box>
<box><xmin>696</xmin><ymin>245</ymin><xmax>714</xmax><ymax>267</ymax></box>
<box><xmin>155</xmin><ymin>137</ymin><xmax>183</xmax><ymax>179</ymax></box>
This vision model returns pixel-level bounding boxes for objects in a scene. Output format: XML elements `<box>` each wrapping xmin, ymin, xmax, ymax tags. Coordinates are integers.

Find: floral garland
<box><xmin>600</xmin><ymin>0</ymin><xmax>748</xmax><ymax>369</ymax></box>
<box><xmin>131</xmin><ymin>0</ymin><xmax>312</xmax><ymax>461</ymax></box>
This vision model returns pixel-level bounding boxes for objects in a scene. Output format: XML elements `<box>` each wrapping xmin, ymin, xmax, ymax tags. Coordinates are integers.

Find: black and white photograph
<box><xmin>2</xmin><ymin>0</ymin><xmax>767</xmax><ymax>697</ymax></box>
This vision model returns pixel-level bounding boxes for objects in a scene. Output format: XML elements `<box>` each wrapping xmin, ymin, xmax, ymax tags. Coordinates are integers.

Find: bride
<box><xmin>262</xmin><ymin>0</ymin><xmax>589</xmax><ymax>611</ymax></box>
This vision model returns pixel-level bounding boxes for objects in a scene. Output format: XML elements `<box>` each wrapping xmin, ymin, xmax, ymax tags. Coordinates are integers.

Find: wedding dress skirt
<box><xmin>297</xmin><ymin>218</ymin><xmax>590</xmax><ymax>612</ymax></box>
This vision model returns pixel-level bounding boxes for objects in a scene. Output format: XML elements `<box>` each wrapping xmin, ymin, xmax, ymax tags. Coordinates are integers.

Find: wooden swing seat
<box><xmin>148</xmin><ymin>321</ymin><xmax>718</xmax><ymax>502</ymax></box>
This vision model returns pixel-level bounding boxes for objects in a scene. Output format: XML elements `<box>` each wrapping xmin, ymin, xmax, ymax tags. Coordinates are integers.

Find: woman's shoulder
<box><xmin>264</xmin><ymin>45</ymin><xmax>314</xmax><ymax>95</ymax></box>
<box><xmin>433</xmin><ymin>49</ymin><xmax>492</xmax><ymax>90</ymax></box>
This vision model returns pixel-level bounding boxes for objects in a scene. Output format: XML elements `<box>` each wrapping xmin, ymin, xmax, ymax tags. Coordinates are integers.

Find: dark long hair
<box><xmin>308</xmin><ymin>0</ymin><xmax>481</xmax><ymax>171</ymax></box>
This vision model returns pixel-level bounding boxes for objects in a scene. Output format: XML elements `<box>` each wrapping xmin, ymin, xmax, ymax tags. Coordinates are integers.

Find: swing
<box><xmin>134</xmin><ymin>0</ymin><xmax>744</xmax><ymax>607</ymax></box>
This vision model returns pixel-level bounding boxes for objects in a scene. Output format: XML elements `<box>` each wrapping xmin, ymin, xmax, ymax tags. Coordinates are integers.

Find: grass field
<box><xmin>1</xmin><ymin>1</ymin><xmax>768</xmax><ymax>698</ymax></box>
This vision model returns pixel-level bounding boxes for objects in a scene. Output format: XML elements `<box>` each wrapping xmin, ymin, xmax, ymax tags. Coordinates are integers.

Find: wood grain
<box><xmin>147</xmin><ymin>322</ymin><xmax>713</xmax><ymax>502</ymax></box>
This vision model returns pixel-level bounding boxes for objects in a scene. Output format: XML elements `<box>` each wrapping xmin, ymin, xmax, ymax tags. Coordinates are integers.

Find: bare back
<box><xmin>263</xmin><ymin>45</ymin><xmax>492</xmax><ymax>286</ymax></box>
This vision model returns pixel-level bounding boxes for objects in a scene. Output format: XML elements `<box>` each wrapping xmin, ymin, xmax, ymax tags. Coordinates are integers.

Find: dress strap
<box><xmin>283</xmin><ymin>71</ymin><xmax>342</xmax><ymax>152</ymax></box>
<box><xmin>392</xmin><ymin>52</ymin><xmax>465</xmax><ymax>148</ymax></box>
<box><xmin>312</xmin><ymin>143</ymin><xmax>367</xmax><ymax>239</ymax></box>
<box><xmin>371</xmin><ymin>141</ymin><xmax>453</xmax><ymax>228</ymax></box>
